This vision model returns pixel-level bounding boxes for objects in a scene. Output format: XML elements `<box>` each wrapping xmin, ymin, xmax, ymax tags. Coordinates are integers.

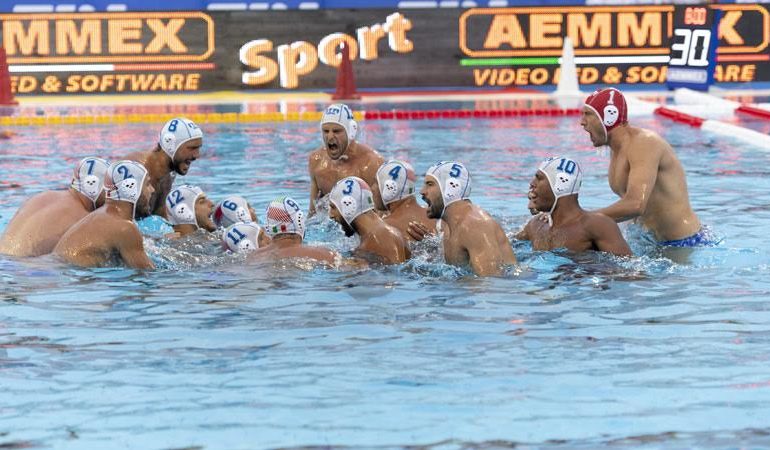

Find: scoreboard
<box><xmin>666</xmin><ymin>5</ymin><xmax>721</xmax><ymax>91</ymax></box>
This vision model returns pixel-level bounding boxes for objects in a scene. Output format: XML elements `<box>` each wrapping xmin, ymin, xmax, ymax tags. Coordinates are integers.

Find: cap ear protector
<box><xmin>340</xmin><ymin>196</ymin><xmax>358</xmax><ymax>223</ymax></box>
<box><xmin>81</xmin><ymin>175</ymin><xmax>101</xmax><ymax>198</ymax></box>
<box><xmin>175</xmin><ymin>204</ymin><xmax>194</xmax><ymax>223</ymax></box>
<box><xmin>348</xmin><ymin>119</ymin><xmax>359</xmax><ymax>141</ymax></box>
<box><xmin>603</xmin><ymin>103</ymin><xmax>619</xmax><ymax>127</ymax></box>
<box><xmin>235</xmin><ymin>206</ymin><xmax>249</xmax><ymax>222</ymax></box>
<box><xmin>118</xmin><ymin>178</ymin><xmax>139</xmax><ymax>202</ymax></box>
<box><xmin>444</xmin><ymin>177</ymin><xmax>464</xmax><ymax>201</ymax></box>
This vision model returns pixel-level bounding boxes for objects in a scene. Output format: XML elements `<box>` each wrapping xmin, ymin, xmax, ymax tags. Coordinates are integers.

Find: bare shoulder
<box><xmin>277</xmin><ymin>244</ymin><xmax>338</xmax><ymax>265</ymax></box>
<box><xmin>584</xmin><ymin>210</ymin><xmax>618</xmax><ymax>227</ymax></box>
<box><xmin>112</xmin><ymin>217</ymin><xmax>141</xmax><ymax>237</ymax></box>
<box><xmin>367</xmin><ymin>223</ymin><xmax>407</xmax><ymax>248</ymax></box>
<box><xmin>361</xmin><ymin>143</ymin><xmax>384</xmax><ymax>162</ymax></box>
<box><xmin>127</xmin><ymin>149</ymin><xmax>171</xmax><ymax>183</ymax></box>
<box><xmin>583</xmin><ymin>211</ymin><xmax>622</xmax><ymax>237</ymax></box>
<box><xmin>633</xmin><ymin>127</ymin><xmax>669</xmax><ymax>149</ymax></box>
<box><xmin>459</xmin><ymin>205</ymin><xmax>503</xmax><ymax>237</ymax></box>
<box><xmin>23</xmin><ymin>190</ymin><xmax>64</xmax><ymax>207</ymax></box>
<box><xmin>305</xmin><ymin>245</ymin><xmax>338</xmax><ymax>263</ymax></box>
<box><xmin>308</xmin><ymin>147</ymin><xmax>326</xmax><ymax>164</ymax></box>
<box><xmin>124</xmin><ymin>149</ymin><xmax>150</xmax><ymax>164</ymax></box>
<box><xmin>625</xmin><ymin>128</ymin><xmax>667</xmax><ymax>164</ymax></box>
<box><xmin>28</xmin><ymin>191</ymin><xmax>82</xmax><ymax>215</ymax></box>
<box><xmin>471</xmin><ymin>204</ymin><xmax>497</xmax><ymax>224</ymax></box>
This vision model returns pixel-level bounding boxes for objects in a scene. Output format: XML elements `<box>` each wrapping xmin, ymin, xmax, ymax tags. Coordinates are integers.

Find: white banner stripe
<box><xmin>12</xmin><ymin>4</ymin><xmax>54</xmax><ymax>12</ymax></box>
<box><xmin>9</xmin><ymin>64</ymin><xmax>115</xmax><ymax>73</ymax></box>
<box><xmin>559</xmin><ymin>56</ymin><xmax>671</xmax><ymax>65</ymax></box>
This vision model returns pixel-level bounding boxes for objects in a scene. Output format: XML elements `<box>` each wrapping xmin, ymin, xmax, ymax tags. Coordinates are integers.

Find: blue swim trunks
<box><xmin>659</xmin><ymin>228</ymin><xmax>721</xmax><ymax>247</ymax></box>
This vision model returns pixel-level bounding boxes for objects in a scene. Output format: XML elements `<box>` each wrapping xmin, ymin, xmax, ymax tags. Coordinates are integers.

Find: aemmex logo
<box><xmin>460</xmin><ymin>5</ymin><xmax>769</xmax><ymax>57</ymax></box>
<box><xmin>1</xmin><ymin>12</ymin><xmax>215</xmax><ymax>63</ymax></box>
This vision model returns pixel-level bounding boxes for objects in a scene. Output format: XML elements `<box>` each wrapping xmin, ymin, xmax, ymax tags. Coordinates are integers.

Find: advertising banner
<box><xmin>0</xmin><ymin>1</ymin><xmax>606</xmax><ymax>14</ymax></box>
<box><xmin>2</xmin><ymin>4</ymin><xmax>769</xmax><ymax>96</ymax></box>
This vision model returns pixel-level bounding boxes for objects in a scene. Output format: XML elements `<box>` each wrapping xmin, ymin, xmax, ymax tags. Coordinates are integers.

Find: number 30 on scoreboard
<box><xmin>670</xmin><ymin>29</ymin><xmax>711</xmax><ymax>67</ymax></box>
<box><xmin>666</xmin><ymin>6</ymin><xmax>721</xmax><ymax>91</ymax></box>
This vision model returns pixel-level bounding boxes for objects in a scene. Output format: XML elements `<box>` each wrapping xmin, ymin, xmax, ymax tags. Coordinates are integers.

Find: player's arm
<box><xmin>463</xmin><ymin>231</ymin><xmax>504</xmax><ymax>277</ymax></box>
<box><xmin>308</xmin><ymin>153</ymin><xmax>320</xmax><ymax>217</ymax></box>
<box><xmin>337</xmin><ymin>254</ymin><xmax>369</xmax><ymax>271</ymax></box>
<box><xmin>588</xmin><ymin>214</ymin><xmax>632</xmax><ymax>257</ymax></box>
<box><xmin>308</xmin><ymin>178</ymin><xmax>319</xmax><ymax>217</ymax></box>
<box><xmin>514</xmin><ymin>219</ymin><xmax>532</xmax><ymax>241</ymax></box>
<box><xmin>596</xmin><ymin>138</ymin><xmax>662</xmax><ymax>222</ymax></box>
<box><xmin>118</xmin><ymin>225</ymin><xmax>155</xmax><ymax>270</ymax></box>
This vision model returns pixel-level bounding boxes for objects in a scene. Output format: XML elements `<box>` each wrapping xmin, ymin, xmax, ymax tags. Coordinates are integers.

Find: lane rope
<box><xmin>0</xmin><ymin>107</ymin><xmax>582</xmax><ymax>127</ymax></box>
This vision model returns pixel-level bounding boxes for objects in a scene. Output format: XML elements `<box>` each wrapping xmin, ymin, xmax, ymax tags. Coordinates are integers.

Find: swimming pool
<box><xmin>2</xmin><ymin>105</ymin><xmax>770</xmax><ymax>449</ymax></box>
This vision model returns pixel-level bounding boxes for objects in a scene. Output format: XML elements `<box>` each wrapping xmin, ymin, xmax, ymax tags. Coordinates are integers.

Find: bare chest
<box><xmin>316</xmin><ymin>162</ymin><xmax>365</xmax><ymax>195</ymax></box>
<box><xmin>608</xmin><ymin>154</ymin><xmax>630</xmax><ymax>196</ymax></box>
<box><xmin>529</xmin><ymin>221</ymin><xmax>592</xmax><ymax>252</ymax></box>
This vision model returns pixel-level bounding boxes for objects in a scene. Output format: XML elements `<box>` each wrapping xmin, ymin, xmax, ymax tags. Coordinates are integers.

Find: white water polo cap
<box><xmin>106</xmin><ymin>161</ymin><xmax>148</xmax><ymax>204</ymax></box>
<box><xmin>538</xmin><ymin>156</ymin><xmax>583</xmax><ymax>200</ymax></box>
<box><xmin>159</xmin><ymin>117</ymin><xmax>203</xmax><ymax>160</ymax></box>
<box><xmin>222</xmin><ymin>222</ymin><xmax>263</xmax><ymax>253</ymax></box>
<box><xmin>538</xmin><ymin>156</ymin><xmax>583</xmax><ymax>224</ymax></box>
<box><xmin>213</xmin><ymin>195</ymin><xmax>253</xmax><ymax>228</ymax></box>
<box><xmin>265</xmin><ymin>196</ymin><xmax>306</xmax><ymax>238</ymax></box>
<box><xmin>320</xmin><ymin>104</ymin><xmax>358</xmax><ymax>146</ymax></box>
<box><xmin>165</xmin><ymin>184</ymin><xmax>204</xmax><ymax>227</ymax></box>
<box><xmin>105</xmin><ymin>160</ymin><xmax>148</xmax><ymax>219</ymax></box>
<box><xmin>425</xmin><ymin>161</ymin><xmax>472</xmax><ymax>216</ymax></box>
<box><xmin>330</xmin><ymin>176</ymin><xmax>375</xmax><ymax>226</ymax></box>
<box><xmin>376</xmin><ymin>160</ymin><xmax>416</xmax><ymax>206</ymax></box>
<box><xmin>71</xmin><ymin>156</ymin><xmax>109</xmax><ymax>207</ymax></box>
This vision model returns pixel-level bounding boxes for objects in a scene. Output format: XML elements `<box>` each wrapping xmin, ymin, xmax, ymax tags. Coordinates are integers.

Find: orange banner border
<box><xmin>459</xmin><ymin>6</ymin><xmax>675</xmax><ymax>58</ymax></box>
<box><xmin>3</xmin><ymin>12</ymin><xmax>215</xmax><ymax>64</ymax></box>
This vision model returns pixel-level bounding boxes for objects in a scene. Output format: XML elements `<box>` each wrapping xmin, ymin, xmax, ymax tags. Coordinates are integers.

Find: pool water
<box><xmin>2</xmin><ymin>110</ymin><xmax>770</xmax><ymax>449</ymax></box>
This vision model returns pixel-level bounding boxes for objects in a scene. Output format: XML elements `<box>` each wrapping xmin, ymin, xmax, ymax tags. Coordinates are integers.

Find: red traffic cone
<box><xmin>332</xmin><ymin>43</ymin><xmax>360</xmax><ymax>100</ymax></box>
<box><xmin>0</xmin><ymin>47</ymin><xmax>18</xmax><ymax>106</ymax></box>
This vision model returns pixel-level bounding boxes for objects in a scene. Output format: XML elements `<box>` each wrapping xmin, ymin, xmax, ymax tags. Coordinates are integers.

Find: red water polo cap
<box><xmin>584</xmin><ymin>88</ymin><xmax>628</xmax><ymax>141</ymax></box>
